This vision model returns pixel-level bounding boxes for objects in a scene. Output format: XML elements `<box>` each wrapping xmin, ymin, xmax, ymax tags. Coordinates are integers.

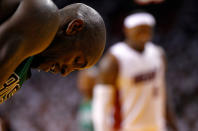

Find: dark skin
<box><xmin>77</xmin><ymin>67</ymin><xmax>98</xmax><ymax>100</ymax></box>
<box><xmin>0</xmin><ymin>1</ymin><xmax>106</xmax><ymax>87</ymax></box>
<box><xmin>124</xmin><ymin>24</ymin><xmax>153</xmax><ymax>52</ymax></box>
<box><xmin>31</xmin><ymin>3</ymin><xmax>106</xmax><ymax>76</ymax></box>
<box><xmin>97</xmin><ymin>24</ymin><xmax>177</xmax><ymax>130</ymax></box>
<box><xmin>0</xmin><ymin>0</ymin><xmax>60</xmax><ymax>87</ymax></box>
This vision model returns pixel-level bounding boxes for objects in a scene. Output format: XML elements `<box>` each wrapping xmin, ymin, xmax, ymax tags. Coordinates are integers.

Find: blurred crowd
<box><xmin>1</xmin><ymin>0</ymin><xmax>198</xmax><ymax>130</ymax></box>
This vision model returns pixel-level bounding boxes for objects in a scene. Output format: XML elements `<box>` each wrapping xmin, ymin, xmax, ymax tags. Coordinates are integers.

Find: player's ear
<box><xmin>66</xmin><ymin>19</ymin><xmax>84</xmax><ymax>35</ymax></box>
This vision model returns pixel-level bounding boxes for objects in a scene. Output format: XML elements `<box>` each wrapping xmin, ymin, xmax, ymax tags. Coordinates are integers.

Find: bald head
<box><xmin>33</xmin><ymin>3</ymin><xmax>106</xmax><ymax>76</ymax></box>
<box><xmin>58</xmin><ymin>3</ymin><xmax>106</xmax><ymax>67</ymax></box>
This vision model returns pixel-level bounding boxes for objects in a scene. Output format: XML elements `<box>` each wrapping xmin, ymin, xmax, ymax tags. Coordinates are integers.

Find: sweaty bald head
<box><xmin>33</xmin><ymin>3</ymin><xmax>106</xmax><ymax>76</ymax></box>
<box><xmin>59</xmin><ymin>3</ymin><xmax>106</xmax><ymax>67</ymax></box>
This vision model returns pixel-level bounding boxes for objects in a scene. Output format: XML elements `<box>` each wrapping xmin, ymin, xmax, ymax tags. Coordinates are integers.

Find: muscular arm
<box><xmin>159</xmin><ymin>47</ymin><xmax>178</xmax><ymax>130</ymax></box>
<box><xmin>92</xmin><ymin>52</ymin><xmax>121</xmax><ymax>131</ymax></box>
<box><xmin>0</xmin><ymin>0</ymin><xmax>60</xmax><ymax>87</ymax></box>
<box><xmin>97</xmin><ymin>53</ymin><xmax>119</xmax><ymax>85</ymax></box>
<box><xmin>163</xmin><ymin>57</ymin><xmax>178</xmax><ymax>130</ymax></box>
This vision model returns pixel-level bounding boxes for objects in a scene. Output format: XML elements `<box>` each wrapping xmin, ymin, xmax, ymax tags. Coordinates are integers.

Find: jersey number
<box><xmin>0</xmin><ymin>73</ymin><xmax>20</xmax><ymax>103</ymax></box>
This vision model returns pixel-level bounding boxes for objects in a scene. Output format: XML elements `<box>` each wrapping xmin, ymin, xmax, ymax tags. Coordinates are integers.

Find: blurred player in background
<box><xmin>77</xmin><ymin>67</ymin><xmax>98</xmax><ymax>131</ymax></box>
<box><xmin>0</xmin><ymin>0</ymin><xmax>106</xmax><ymax>103</ymax></box>
<box><xmin>0</xmin><ymin>117</ymin><xmax>10</xmax><ymax>131</ymax></box>
<box><xmin>92</xmin><ymin>12</ymin><xmax>176</xmax><ymax>131</ymax></box>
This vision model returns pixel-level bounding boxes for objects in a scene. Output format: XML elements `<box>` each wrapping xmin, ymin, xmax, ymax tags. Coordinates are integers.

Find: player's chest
<box><xmin>119</xmin><ymin>52</ymin><xmax>162</xmax><ymax>76</ymax></box>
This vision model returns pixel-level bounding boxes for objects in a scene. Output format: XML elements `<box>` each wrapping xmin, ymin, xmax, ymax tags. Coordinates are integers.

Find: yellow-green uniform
<box><xmin>0</xmin><ymin>57</ymin><xmax>34</xmax><ymax>103</ymax></box>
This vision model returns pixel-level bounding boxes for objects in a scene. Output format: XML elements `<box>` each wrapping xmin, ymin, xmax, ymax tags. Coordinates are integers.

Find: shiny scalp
<box><xmin>59</xmin><ymin>3</ymin><xmax>106</xmax><ymax>67</ymax></box>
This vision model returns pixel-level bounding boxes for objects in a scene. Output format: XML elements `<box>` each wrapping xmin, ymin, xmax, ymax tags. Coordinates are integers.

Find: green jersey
<box><xmin>0</xmin><ymin>57</ymin><xmax>34</xmax><ymax>103</ymax></box>
<box><xmin>78</xmin><ymin>100</ymin><xmax>94</xmax><ymax>131</ymax></box>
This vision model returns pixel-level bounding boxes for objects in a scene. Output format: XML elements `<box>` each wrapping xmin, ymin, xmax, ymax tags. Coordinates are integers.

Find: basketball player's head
<box><xmin>124</xmin><ymin>12</ymin><xmax>155</xmax><ymax>51</ymax></box>
<box><xmin>32</xmin><ymin>3</ymin><xmax>106</xmax><ymax>76</ymax></box>
<box><xmin>78</xmin><ymin>67</ymin><xmax>98</xmax><ymax>99</ymax></box>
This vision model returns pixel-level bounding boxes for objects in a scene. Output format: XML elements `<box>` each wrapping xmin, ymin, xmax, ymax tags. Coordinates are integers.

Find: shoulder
<box><xmin>22</xmin><ymin>0</ymin><xmax>58</xmax><ymax>13</ymax></box>
<box><xmin>0</xmin><ymin>0</ymin><xmax>59</xmax><ymax>19</ymax></box>
<box><xmin>110</xmin><ymin>42</ymin><xmax>126</xmax><ymax>51</ymax></box>
<box><xmin>147</xmin><ymin>42</ymin><xmax>165</xmax><ymax>56</ymax></box>
<box><xmin>97</xmin><ymin>52</ymin><xmax>119</xmax><ymax>85</ymax></box>
<box><xmin>1</xmin><ymin>0</ymin><xmax>60</xmax><ymax>56</ymax></box>
<box><xmin>147</xmin><ymin>42</ymin><xmax>166</xmax><ymax>65</ymax></box>
<box><xmin>109</xmin><ymin>42</ymin><xmax>127</xmax><ymax>56</ymax></box>
<box><xmin>18</xmin><ymin>0</ymin><xmax>60</xmax><ymax>29</ymax></box>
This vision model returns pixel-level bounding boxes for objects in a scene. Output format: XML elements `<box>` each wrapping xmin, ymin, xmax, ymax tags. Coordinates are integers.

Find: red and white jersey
<box><xmin>110</xmin><ymin>42</ymin><xmax>166</xmax><ymax>131</ymax></box>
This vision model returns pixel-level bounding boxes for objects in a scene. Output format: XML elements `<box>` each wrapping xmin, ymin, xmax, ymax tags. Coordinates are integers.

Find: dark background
<box><xmin>1</xmin><ymin>0</ymin><xmax>198</xmax><ymax>130</ymax></box>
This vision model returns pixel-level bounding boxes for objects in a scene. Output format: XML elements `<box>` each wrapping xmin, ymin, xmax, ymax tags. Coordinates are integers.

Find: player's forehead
<box><xmin>133</xmin><ymin>24</ymin><xmax>152</xmax><ymax>30</ymax></box>
<box><xmin>127</xmin><ymin>24</ymin><xmax>152</xmax><ymax>33</ymax></box>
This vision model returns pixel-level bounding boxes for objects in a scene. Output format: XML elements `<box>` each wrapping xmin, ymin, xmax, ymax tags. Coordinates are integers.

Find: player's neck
<box><xmin>125</xmin><ymin>40</ymin><xmax>145</xmax><ymax>53</ymax></box>
<box><xmin>135</xmin><ymin>47</ymin><xmax>145</xmax><ymax>53</ymax></box>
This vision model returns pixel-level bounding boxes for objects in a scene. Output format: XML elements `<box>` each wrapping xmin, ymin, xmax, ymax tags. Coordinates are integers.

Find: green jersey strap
<box><xmin>0</xmin><ymin>56</ymin><xmax>34</xmax><ymax>103</ymax></box>
<box><xmin>78</xmin><ymin>100</ymin><xmax>94</xmax><ymax>131</ymax></box>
